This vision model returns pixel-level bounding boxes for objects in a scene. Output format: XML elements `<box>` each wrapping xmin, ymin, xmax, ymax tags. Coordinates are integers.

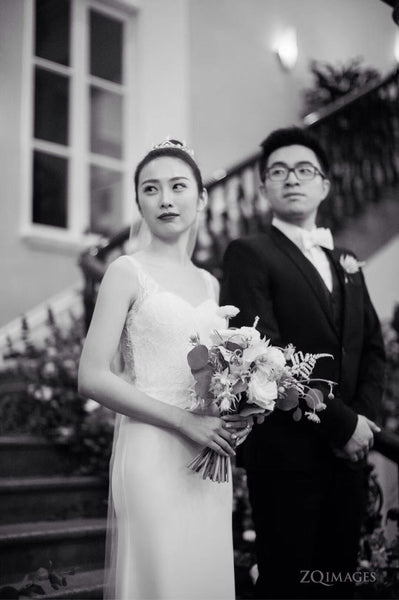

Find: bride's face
<box><xmin>137</xmin><ymin>156</ymin><xmax>206</xmax><ymax>240</ymax></box>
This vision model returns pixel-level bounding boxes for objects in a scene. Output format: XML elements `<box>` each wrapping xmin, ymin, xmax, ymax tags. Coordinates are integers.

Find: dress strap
<box><xmin>123</xmin><ymin>254</ymin><xmax>159</xmax><ymax>309</ymax></box>
<box><xmin>199</xmin><ymin>268</ymin><xmax>217</xmax><ymax>301</ymax></box>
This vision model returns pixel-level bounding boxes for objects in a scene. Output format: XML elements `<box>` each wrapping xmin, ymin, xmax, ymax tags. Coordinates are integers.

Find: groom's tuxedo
<box><xmin>221</xmin><ymin>225</ymin><xmax>385</xmax><ymax>599</ymax></box>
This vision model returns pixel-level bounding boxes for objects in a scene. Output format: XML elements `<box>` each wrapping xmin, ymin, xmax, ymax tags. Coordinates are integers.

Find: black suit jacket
<box><xmin>220</xmin><ymin>226</ymin><xmax>386</xmax><ymax>471</ymax></box>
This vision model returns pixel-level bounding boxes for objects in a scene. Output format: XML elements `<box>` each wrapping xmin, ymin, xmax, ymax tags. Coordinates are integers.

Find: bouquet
<box><xmin>186</xmin><ymin>306</ymin><xmax>336</xmax><ymax>482</ymax></box>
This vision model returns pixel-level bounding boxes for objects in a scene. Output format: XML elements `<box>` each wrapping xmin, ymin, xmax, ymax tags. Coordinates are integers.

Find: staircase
<box><xmin>79</xmin><ymin>67</ymin><xmax>399</xmax><ymax>324</ymax></box>
<box><xmin>0</xmin><ymin>436</ymin><xmax>107</xmax><ymax>599</ymax></box>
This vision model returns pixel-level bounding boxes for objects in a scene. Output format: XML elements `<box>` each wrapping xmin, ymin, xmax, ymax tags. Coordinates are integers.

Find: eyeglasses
<box><xmin>266</xmin><ymin>162</ymin><xmax>325</xmax><ymax>182</ymax></box>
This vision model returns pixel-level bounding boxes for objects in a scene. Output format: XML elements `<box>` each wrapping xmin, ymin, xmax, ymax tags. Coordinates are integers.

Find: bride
<box><xmin>78</xmin><ymin>139</ymin><xmax>251</xmax><ymax>600</ymax></box>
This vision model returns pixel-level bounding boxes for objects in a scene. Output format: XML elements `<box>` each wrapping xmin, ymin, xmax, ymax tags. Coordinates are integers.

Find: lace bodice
<box><xmin>119</xmin><ymin>256</ymin><xmax>225</xmax><ymax>409</ymax></box>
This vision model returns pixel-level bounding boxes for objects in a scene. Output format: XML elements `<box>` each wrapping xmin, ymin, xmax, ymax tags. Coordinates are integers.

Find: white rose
<box><xmin>265</xmin><ymin>347</ymin><xmax>286</xmax><ymax>368</ymax></box>
<box><xmin>339</xmin><ymin>254</ymin><xmax>365</xmax><ymax>274</ymax></box>
<box><xmin>247</xmin><ymin>371</ymin><xmax>277</xmax><ymax>410</ymax></box>
<box><xmin>216</xmin><ymin>305</ymin><xmax>240</xmax><ymax>319</ymax></box>
<box><xmin>256</xmin><ymin>347</ymin><xmax>286</xmax><ymax>379</ymax></box>
<box><xmin>237</xmin><ymin>326</ymin><xmax>261</xmax><ymax>343</ymax></box>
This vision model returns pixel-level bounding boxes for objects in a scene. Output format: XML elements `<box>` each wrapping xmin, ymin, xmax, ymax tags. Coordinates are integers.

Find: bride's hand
<box><xmin>178</xmin><ymin>412</ymin><xmax>236</xmax><ymax>457</ymax></box>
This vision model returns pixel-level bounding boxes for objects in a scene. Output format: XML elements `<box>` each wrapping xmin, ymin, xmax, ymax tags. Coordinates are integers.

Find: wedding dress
<box><xmin>105</xmin><ymin>255</ymin><xmax>235</xmax><ymax>600</ymax></box>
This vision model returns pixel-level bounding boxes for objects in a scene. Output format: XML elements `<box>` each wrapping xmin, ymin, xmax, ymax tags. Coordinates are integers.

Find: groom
<box><xmin>221</xmin><ymin>126</ymin><xmax>386</xmax><ymax>599</ymax></box>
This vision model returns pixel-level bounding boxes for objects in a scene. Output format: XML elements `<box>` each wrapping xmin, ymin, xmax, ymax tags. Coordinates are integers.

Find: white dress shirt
<box><xmin>272</xmin><ymin>217</ymin><xmax>334</xmax><ymax>293</ymax></box>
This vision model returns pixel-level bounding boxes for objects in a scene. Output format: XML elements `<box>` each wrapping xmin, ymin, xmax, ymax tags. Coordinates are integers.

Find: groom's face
<box><xmin>261</xmin><ymin>144</ymin><xmax>330</xmax><ymax>224</ymax></box>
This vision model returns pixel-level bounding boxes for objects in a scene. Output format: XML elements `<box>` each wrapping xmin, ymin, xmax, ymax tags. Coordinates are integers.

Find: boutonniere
<box><xmin>339</xmin><ymin>254</ymin><xmax>365</xmax><ymax>282</ymax></box>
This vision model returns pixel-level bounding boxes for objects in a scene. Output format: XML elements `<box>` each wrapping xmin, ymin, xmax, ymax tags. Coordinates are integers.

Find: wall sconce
<box><xmin>275</xmin><ymin>27</ymin><xmax>298</xmax><ymax>71</ymax></box>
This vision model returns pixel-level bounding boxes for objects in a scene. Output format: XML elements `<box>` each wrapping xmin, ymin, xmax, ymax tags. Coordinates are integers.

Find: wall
<box><xmin>0</xmin><ymin>0</ymin><xmax>191</xmax><ymax>326</ymax></box>
<box><xmin>189</xmin><ymin>0</ymin><xmax>398</xmax><ymax>177</ymax></box>
<box><xmin>364</xmin><ymin>236</ymin><xmax>399</xmax><ymax>322</ymax></box>
<box><xmin>1</xmin><ymin>0</ymin><xmax>397</xmax><ymax>326</ymax></box>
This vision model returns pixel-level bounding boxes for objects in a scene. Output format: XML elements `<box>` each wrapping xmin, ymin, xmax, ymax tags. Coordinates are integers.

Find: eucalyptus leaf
<box><xmin>276</xmin><ymin>388</ymin><xmax>299</xmax><ymax>411</ymax></box>
<box><xmin>232</xmin><ymin>380</ymin><xmax>247</xmax><ymax>395</ymax></box>
<box><xmin>194</xmin><ymin>368</ymin><xmax>213</xmax><ymax>400</ymax></box>
<box><xmin>225</xmin><ymin>341</ymin><xmax>243</xmax><ymax>353</ymax></box>
<box><xmin>304</xmin><ymin>388</ymin><xmax>324</xmax><ymax>410</ymax></box>
<box><xmin>293</xmin><ymin>407</ymin><xmax>302</xmax><ymax>422</ymax></box>
<box><xmin>187</xmin><ymin>345</ymin><xmax>209</xmax><ymax>371</ymax></box>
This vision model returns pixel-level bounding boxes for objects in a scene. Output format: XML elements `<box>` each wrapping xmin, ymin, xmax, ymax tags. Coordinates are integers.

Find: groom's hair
<box><xmin>258</xmin><ymin>126</ymin><xmax>330</xmax><ymax>182</ymax></box>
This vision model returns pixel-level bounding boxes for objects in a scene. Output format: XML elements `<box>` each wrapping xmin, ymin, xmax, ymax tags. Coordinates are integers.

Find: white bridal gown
<box><xmin>106</xmin><ymin>255</ymin><xmax>235</xmax><ymax>600</ymax></box>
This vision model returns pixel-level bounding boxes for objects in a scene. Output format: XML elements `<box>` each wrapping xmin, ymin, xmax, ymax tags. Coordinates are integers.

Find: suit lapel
<box><xmin>271</xmin><ymin>226</ymin><xmax>339</xmax><ymax>336</ymax></box>
<box><xmin>325</xmin><ymin>248</ymin><xmax>361</xmax><ymax>342</ymax></box>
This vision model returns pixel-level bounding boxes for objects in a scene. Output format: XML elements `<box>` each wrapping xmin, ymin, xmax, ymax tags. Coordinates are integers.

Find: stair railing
<box><xmin>79</xmin><ymin>66</ymin><xmax>399</xmax><ymax>320</ymax></box>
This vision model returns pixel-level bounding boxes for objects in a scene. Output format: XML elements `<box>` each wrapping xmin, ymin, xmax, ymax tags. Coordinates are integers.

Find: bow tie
<box><xmin>301</xmin><ymin>227</ymin><xmax>334</xmax><ymax>251</ymax></box>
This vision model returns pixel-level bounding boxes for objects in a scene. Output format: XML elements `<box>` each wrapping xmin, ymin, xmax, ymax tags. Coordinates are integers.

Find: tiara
<box><xmin>151</xmin><ymin>137</ymin><xmax>195</xmax><ymax>157</ymax></box>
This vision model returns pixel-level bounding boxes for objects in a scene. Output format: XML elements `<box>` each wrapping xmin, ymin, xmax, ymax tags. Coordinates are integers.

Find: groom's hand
<box><xmin>222</xmin><ymin>414</ymin><xmax>254</xmax><ymax>446</ymax></box>
<box><xmin>334</xmin><ymin>414</ymin><xmax>381</xmax><ymax>462</ymax></box>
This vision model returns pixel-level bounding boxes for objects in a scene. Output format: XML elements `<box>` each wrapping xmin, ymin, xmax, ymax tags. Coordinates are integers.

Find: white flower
<box><xmin>216</xmin><ymin>305</ymin><xmax>240</xmax><ymax>319</ymax></box>
<box><xmin>259</xmin><ymin>347</ymin><xmax>286</xmax><ymax>369</ymax></box>
<box><xmin>237</xmin><ymin>326</ymin><xmax>262</xmax><ymax>344</ymax></box>
<box><xmin>249</xmin><ymin>347</ymin><xmax>286</xmax><ymax>381</ymax></box>
<box><xmin>38</xmin><ymin>385</ymin><xmax>53</xmax><ymax>402</ymax></box>
<box><xmin>305</xmin><ymin>411</ymin><xmax>321</xmax><ymax>424</ymax></box>
<box><xmin>242</xmin><ymin>529</ymin><xmax>256</xmax><ymax>542</ymax></box>
<box><xmin>42</xmin><ymin>362</ymin><xmax>57</xmax><ymax>377</ymax></box>
<box><xmin>247</xmin><ymin>371</ymin><xmax>277</xmax><ymax>410</ymax></box>
<box><xmin>284</xmin><ymin>343</ymin><xmax>296</xmax><ymax>361</ymax></box>
<box><xmin>84</xmin><ymin>398</ymin><xmax>100</xmax><ymax>413</ymax></box>
<box><xmin>242</xmin><ymin>340</ymin><xmax>270</xmax><ymax>365</ymax></box>
<box><xmin>220</xmin><ymin>396</ymin><xmax>234</xmax><ymax>412</ymax></box>
<box><xmin>340</xmin><ymin>254</ymin><xmax>365</xmax><ymax>275</ymax></box>
<box><xmin>249</xmin><ymin>564</ymin><xmax>259</xmax><ymax>585</ymax></box>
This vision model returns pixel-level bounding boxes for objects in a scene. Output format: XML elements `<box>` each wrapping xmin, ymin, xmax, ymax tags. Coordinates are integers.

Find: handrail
<box><xmin>205</xmin><ymin>66</ymin><xmax>399</xmax><ymax>192</ymax></box>
<box><xmin>303</xmin><ymin>67</ymin><xmax>399</xmax><ymax>126</ymax></box>
<box><xmin>79</xmin><ymin>64</ymin><xmax>399</xmax><ymax>312</ymax></box>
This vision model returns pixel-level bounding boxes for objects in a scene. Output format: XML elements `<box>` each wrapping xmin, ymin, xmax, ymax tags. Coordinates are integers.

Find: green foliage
<box><xmin>0</xmin><ymin>561</ymin><xmax>71</xmax><ymax>598</ymax></box>
<box><xmin>302</xmin><ymin>57</ymin><xmax>381</xmax><ymax>116</ymax></box>
<box><xmin>381</xmin><ymin>304</ymin><xmax>399</xmax><ymax>435</ymax></box>
<box><xmin>0</xmin><ymin>308</ymin><xmax>114</xmax><ymax>475</ymax></box>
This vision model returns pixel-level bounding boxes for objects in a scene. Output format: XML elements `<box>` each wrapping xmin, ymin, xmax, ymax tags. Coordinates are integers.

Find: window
<box><xmin>27</xmin><ymin>0</ymin><xmax>134</xmax><ymax>243</ymax></box>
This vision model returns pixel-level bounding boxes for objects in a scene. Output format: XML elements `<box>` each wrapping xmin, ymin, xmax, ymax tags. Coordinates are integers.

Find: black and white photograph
<box><xmin>0</xmin><ymin>1</ymin><xmax>399</xmax><ymax>599</ymax></box>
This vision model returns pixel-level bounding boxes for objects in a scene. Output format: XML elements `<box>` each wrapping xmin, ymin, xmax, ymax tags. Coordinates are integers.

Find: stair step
<box><xmin>0</xmin><ymin>476</ymin><xmax>108</xmax><ymax>524</ymax></box>
<box><xmin>0</xmin><ymin>436</ymin><xmax>75</xmax><ymax>477</ymax></box>
<box><xmin>0</xmin><ymin>518</ymin><xmax>106</xmax><ymax>585</ymax></box>
<box><xmin>1</xmin><ymin>568</ymin><xmax>104</xmax><ymax>600</ymax></box>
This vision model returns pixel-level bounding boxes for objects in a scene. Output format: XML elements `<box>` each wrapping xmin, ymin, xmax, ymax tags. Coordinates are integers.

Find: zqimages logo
<box><xmin>300</xmin><ymin>570</ymin><xmax>377</xmax><ymax>587</ymax></box>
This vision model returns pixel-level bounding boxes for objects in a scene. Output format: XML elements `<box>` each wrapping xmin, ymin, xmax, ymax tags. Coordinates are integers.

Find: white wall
<box><xmin>0</xmin><ymin>0</ymin><xmax>191</xmax><ymax>326</ymax></box>
<box><xmin>364</xmin><ymin>236</ymin><xmax>399</xmax><ymax>322</ymax></box>
<box><xmin>189</xmin><ymin>0</ymin><xmax>398</xmax><ymax>177</ymax></box>
<box><xmin>0</xmin><ymin>0</ymin><xmax>397</xmax><ymax>325</ymax></box>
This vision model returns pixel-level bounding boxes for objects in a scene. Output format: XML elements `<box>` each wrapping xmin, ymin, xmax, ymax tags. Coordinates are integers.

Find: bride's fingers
<box><xmin>210</xmin><ymin>435</ymin><xmax>236</xmax><ymax>457</ymax></box>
